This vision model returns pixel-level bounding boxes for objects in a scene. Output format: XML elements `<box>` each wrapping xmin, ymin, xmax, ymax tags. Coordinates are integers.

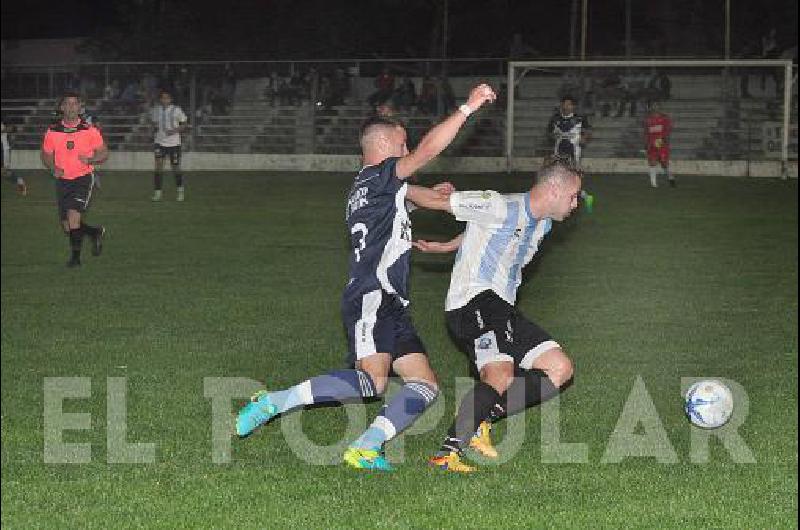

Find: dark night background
<box><xmin>1</xmin><ymin>0</ymin><xmax>797</xmax><ymax>60</ymax></box>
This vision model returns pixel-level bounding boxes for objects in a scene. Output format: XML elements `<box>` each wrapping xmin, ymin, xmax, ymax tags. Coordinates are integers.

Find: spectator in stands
<box><xmin>288</xmin><ymin>71</ymin><xmax>305</xmax><ymax>106</ymax></box>
<box><xmin>596</xmin><ymin>71</ymin><xmax>621</xmax><ymax>117</ymax></box>
<box><xmin>761</xmin><ymin>28</ymin><xmax>781</xmax><ymax>94</ymax></box>
<box><xmin>368</xmin><ymin>67</ymin><xmax>396</xmax><ymax>107</ymax></box>
<box><xmin>265</xmin><ymin>71</ymin><xmax>281</xmax><ymax>106</ymax></box>
<box><xmin>104</xmin><ymin>79</ymin><xmax>121</xmax><ymax>101</ymax></box>
<box><xmin>396</xmin><ymin>77</ymin><xmax>417</xmax><ymax>112</ymax></box>
<box><xmin>439</xmin><ymin>76</ymin><xmax>456</xmax><ymax>115</ymax></box>
<box><xmin>418</xmin><ymin>76</ymin><xmax>438</xmax><ymax>115</ymax></box>
<box><xmin>332</xmin><ymin>68</ymin><xmax>350</xmax><ymax>106</ymax></box>
<box><xmin>615</xmin><ymin>73</ymin><xmax>637</xmax><ymax>117</ymax></box>
<box><xmin>120</xmin><ymin>80</ymin><xmax>141</xmax><ymax>115</ymax></box>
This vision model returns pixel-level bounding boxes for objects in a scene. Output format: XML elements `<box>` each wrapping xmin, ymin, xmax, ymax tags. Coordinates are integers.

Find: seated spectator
<box><xmin>395</xmin><ymin>77</ymin><xmax>416</xmax><ymax>112</ymax></box>
<box><xmin>265</xmin><ymin>71</ymin><xmax>281</xmax><ymax>106</ymax></box>
<box><xmin>329</xmin><ymin>68</ymin><xmax>349</xmax><ymax>106</ymax></box>
<box><xmin>104</xmin><ymin>79</ymin><xmax>120</xmax><ymax>101</ymax></box>
<box><xmin>418</xmin><ymin>76</ymin><xmax>437</xmax><ymax>115</ymax></box>
<box><xmin>439</xmin><ymin>76</ymin><xmax>456</xmax><ymax>114</ymax></box>
<box><xmin>367</xmin><ymin>67</ymin><xmax>395</xmax><ymax>107</ymax></box>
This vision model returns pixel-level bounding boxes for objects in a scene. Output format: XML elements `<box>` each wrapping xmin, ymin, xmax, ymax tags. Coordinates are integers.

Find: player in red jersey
<box><xmin>644</xmin><ymin>102</ymin><xmax>674</xmax><ymax>188</ymax></box>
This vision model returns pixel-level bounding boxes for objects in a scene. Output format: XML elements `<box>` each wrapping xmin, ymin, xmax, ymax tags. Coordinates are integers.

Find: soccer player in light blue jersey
<box><xmin>236</xmin><ymin>84</ymin><xmax>498</xmax><ymax>471</ymax></box>
<box><xmin>414</xmin><ymin>155</ymin><xmax>582</xmax><ymax>472</ymax></box>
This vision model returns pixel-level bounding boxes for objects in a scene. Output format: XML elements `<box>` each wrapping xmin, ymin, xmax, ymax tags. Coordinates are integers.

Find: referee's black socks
<box><xmin>68</xmin><ymin>228</ymin><xmax>83</xmax><ymax>261</ymax></box>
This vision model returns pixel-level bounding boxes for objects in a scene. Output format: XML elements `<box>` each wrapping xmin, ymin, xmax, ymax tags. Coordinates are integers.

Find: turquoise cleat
<box><xmin>343</xmin><ymin>447</ymin><xmax>394</xmax><ymax>471</ymax></box>
<box><xmin>236</xmin><ymin>390</ymin><xmax>278</xmax><ymax>437</ymax></box>
<box><xmin>583</xmin><ymin>192</ymin><xmax>595</xmax><ymax>213</ymax></box>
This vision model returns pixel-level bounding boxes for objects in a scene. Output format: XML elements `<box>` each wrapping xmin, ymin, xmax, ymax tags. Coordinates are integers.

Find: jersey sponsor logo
<box><xmin>477</xmin><ymin>334</ymin><xmax>494</xmax><ymax>350</ymax></box>
<box><xmin>346</xmin><ymin>186</ymin><xmax>369</xmax><ymax>219</ymax></box>
<box><xmin>400</xmin><ymin>219</ymin><xmax>411</xmax><ymax>242</ymax></box>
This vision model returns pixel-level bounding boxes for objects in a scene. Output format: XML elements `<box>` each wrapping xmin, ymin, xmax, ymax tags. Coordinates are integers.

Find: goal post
<box><xmin>506</xmin><ymin>60</ymin><xmax>796</xmax><ymax>177</ymax></box>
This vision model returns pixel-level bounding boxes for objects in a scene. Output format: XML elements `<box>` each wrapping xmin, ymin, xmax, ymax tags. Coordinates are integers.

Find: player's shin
<box><xmin>269</xmin><ymin>369</ymin><xmax>379</xmax><ymax>415</ymax></box>
<box><xmin>649</xmin><ymin>166</ymin><xmax>658</xmax><ymax>188</ymax></box>
<box><xmin>500</xmin><ymin>368</ymin><xmax>560</xmax><ymax>418</ymax></box>
<box><xmin>437</xmin><ymin>381</ymin><xmax>501</xmax><ymax>456</ymax></box>
<box><xmin>350</xmin><ymin>381</ymin><xmax>438</xmax><ymax>450</ymax></box>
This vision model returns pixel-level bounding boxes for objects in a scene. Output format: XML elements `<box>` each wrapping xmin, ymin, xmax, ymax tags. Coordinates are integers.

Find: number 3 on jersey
<box><xmin>351</xmin><ymin>223</ymin><xmax>368</xmax><ymax>262</ymax></box>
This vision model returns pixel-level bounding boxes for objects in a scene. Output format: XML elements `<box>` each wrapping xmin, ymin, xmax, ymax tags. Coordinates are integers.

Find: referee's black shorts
<box><xmin>445</xmin><ymin>290</ymin><xmax>560</xmax><ymax>373</ymax></box>
<box><xmin>55</xmin><ymin>173</ymin><xmax>95</xmax><ymax>220</ymax></box>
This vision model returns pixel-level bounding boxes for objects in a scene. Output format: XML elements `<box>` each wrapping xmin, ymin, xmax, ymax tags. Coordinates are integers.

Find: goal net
<box><xmin>506</xmin><ymin>60</ymin><xmax>797</xmax><ymax>177</ymax></box>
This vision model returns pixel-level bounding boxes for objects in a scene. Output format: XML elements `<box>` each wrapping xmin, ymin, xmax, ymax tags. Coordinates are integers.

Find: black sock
<box><xmin>154</xmin><ymin>170</ymin><xmax>163</xmax><ymax>190</ymax></box>
<box><xmin>439</xmin><ymin>381</ymin><xmax>501</xmax><ymax>455</ymax></box>
<box><xmin>500</xmin><ymin>369</ymin><xmax>560</xmax><ymax>418</ymax></box>
<box><xmin>80</xmin><ymin>222</ymin><xmax>99</xmax><ymax>238</ymax></box>
<box><xmin>174</xmin><ymin>171</ymin><xmax>184</xmax><ymax>188</ymax></box>
<box><xmin>69</xmin><ymin>228</ymin><xmax>83</xmax><ymax>260</ymax></box>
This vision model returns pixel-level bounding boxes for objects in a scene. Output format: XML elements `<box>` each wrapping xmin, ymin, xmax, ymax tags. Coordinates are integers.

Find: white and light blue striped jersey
<box><xmin>343</xmin><ymin>157</ymin><xmax>413</xmax><ymax>306</ymax></box>
<box><xmin>445</xmin><ymin>190</ymin><xmax>552</xmax><ymax>311</ymax></box>
<box><xmin>151</xmin><ymin>104</ymin><xmax>187</xmax><ymax>147</ymax></box>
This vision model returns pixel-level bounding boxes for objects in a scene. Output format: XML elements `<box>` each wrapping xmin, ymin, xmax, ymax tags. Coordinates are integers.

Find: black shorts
<box><xmin>342</xmin><ymin>289</ymin><xmax>426</xmax><ymax>367</ymax></box>
<box><xmin>445</xmin><ymin>290</ymin><xmax>560</xmax><ymax>372</ymax></box>
<box><xmin>154</xmin><ymin>144</ymin><xmax>181</xmax><ymax>165</ymax></box>
<box><xmin>55</xmin><ymin>174</ymin><xmax>95</xmax><ymax>220</ymax></box>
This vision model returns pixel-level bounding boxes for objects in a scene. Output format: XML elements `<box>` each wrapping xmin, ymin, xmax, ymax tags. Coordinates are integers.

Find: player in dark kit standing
<box><xmin>236</xmin><ymin>84</ymin><xmax>497</xmax><ymax>471</ymax></box>
<box><xmin>547</xmin><ymin>95</ymin><xmax>594</xmax><ymax>211</ymax></box>
<box><xmin>41</xmin><ymin>92</ymin><xmax>108</xmax><ymax>267</ymax></box>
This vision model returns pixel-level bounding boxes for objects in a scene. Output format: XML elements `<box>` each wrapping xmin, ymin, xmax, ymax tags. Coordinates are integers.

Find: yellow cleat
<box><xmin>428</xmin><ymin>452</ymin><xmax>476</xmax><ymax>473</ymax></box>
<box><xmin>469</xmin><ymin>421</ymin><xmax>498</xmax><ymax>459</ymax></box>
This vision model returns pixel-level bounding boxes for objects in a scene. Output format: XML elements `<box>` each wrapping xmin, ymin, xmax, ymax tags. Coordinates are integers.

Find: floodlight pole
<box><xmin>724</xmin><ymin>0</ymin><xmax>731</xmax><ymax>59</ymax></box>
<box><xmin>581</xmin><ymin>0</ymin><xmax>588</xmax><ymax>60</ymax></box>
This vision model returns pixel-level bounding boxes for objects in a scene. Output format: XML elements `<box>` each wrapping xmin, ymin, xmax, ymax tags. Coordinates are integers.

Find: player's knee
<box><xmin>368</xmin><ymin>374</ymin><xmax>389</xmax><ymax>396</ymax></box>
<box><xmin>480</xmin><ymin>362</ymin><xmax>515</xmax><ymax>394</ymax></box>
<box><xmin>551</xmin><ymin>352</ymin><xmax>574</xmax><ymax>387</ymax></box>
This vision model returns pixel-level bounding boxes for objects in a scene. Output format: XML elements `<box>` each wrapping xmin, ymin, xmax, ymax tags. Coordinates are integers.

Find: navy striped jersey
<box><xmin>343</xmin><ymin>157</ymin><xmax>412</xmax><ymax>305</ymax></box>
<box><xmin>548</xmin><ymin>112</ymin><xmax>590</xmax><ymax>147</ymax></box>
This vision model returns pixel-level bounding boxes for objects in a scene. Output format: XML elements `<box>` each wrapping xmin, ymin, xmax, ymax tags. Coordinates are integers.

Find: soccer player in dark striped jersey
<box><xmin>548</xmin><ymin>95</ymin><xmax>595</xmax><ymax>211</ymax></box>
<box><xmin>236</xmin><ymin>84</ymin><xmax>497</xmax><ymax>471</ymax></box>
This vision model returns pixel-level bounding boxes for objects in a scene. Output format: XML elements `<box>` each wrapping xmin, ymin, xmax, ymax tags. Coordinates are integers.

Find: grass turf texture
<box><xmin>2</xmin><ymin>170</ymin><xmax>797</xmax><ymax>529</ymax></box>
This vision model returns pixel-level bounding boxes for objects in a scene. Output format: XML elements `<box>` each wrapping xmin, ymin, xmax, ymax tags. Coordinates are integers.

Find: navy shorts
<box><xmin>154</xmin><ymin>144</ymin><xmax>181</xmax><ymax>165</ymax></box>
<box><xmin>342</xmin><ymin>289</ymin><xmax>426</xmax><ymax>367</ymax></box>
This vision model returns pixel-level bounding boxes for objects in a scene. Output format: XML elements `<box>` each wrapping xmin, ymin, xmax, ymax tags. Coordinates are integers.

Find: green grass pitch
<box><xmin>2</xmin><ymin>169</ymin><xmax>797</xmax><ymax>529</ymax></box>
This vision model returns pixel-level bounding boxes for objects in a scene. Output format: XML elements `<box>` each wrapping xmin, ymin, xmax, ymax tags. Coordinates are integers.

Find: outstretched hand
<box><xmin>465</xmin><ymin>84</ymin><xmax>497</xmax><ymax>112</ymax></box>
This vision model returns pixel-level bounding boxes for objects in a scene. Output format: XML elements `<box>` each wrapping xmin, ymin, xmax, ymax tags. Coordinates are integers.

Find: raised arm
<box><xmin>413</xmin><ymin>233</ymin><xmax>464</xmax><ymax>254</ymax></box>
<box><xmin>396</xmin><ymin>84</ymin><xmax>496</xmax><ymax>179</ymax></box>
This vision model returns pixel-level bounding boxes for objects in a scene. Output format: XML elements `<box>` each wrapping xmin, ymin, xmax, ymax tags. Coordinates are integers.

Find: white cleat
<box><xmin>176</xmin><ymin>187</ymin><xmax>185</xmax><ymax>202</ymax></box>
<box><xmin>152</xmin><ymin>190</ymin><xmax>163</xmax><ymax>202</ymax></box>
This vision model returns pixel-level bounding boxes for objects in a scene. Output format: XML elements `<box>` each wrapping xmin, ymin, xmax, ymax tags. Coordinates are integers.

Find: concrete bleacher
<box><xmin>2</xmin><ymin>72</ymin><xmax>795</xmax><ymax>165</ymax></box>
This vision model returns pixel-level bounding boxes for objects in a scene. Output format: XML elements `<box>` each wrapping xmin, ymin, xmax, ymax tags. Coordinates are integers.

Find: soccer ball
<box><xmin>684</xmin><ymin>380</ymin><xmax>734</xmax><ymax>429</ymax></box>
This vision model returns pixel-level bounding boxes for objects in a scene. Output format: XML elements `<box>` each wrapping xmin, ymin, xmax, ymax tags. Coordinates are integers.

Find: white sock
<box><xmin>649</xmin><ymin>167</ymin><xmax>658</xmax><ymax>187</ymax></box>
